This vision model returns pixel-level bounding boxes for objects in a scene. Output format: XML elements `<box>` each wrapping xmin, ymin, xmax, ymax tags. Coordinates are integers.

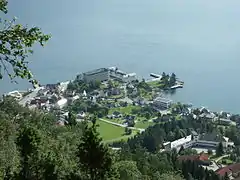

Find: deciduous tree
<box><xmin>0</xmin><ymin>1</ymin><xmax>50</xmax><ymax>87</ymax></box>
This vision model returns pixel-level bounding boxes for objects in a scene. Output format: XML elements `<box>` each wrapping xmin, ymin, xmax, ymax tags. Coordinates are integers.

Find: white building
<box><xmin>76</xmin><ymin>67</ymin><xmax>137</xmax><ymax>83</ymax></box>
<box><xmin>55</xmin><ymin>98</ymin><xmax>68</xmax><ymax>109</ymax></box>
<box><xmin>164</xmin><ymin>135</ymin><xmax>193</xmax><ymax>151</ymax></box>
<box><xmin>59</xmin><ymin>81</ymin><xmax>70</xmax><ymax>93</ymax></box>
<box><xmin>109</xmin><ymin>67</ymin><xmax>137</xmax><ymax>83</ymax></box>
<box><xmin>153</xmin><ymin>97</ymin><xmax>173</xmax><ymax>109</ymax></box>
<box><xmin>163</xmin><ymin>131</ymin><xmax>234</xmax><ymax>152</ymax></box>
<box><xmin>7</xmin><ymin>90</ymin><xmax>22</xmax><ymax>100</ymax></box>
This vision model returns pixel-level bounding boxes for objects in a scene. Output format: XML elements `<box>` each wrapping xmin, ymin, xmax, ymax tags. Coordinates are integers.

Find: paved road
<box><xmin>99</xmin><ymin>118</ymin><xmax>145</xmax><ymax>133</ymax></box>
<box><xmin>215</xmin><ymin>154</ymin><xmax>230</xmax><ymax>162</ymax></box>
<box><xmin>19</xmin><ymin>87</ymin><xmax>43</xmax><ymax>106</ymax></box>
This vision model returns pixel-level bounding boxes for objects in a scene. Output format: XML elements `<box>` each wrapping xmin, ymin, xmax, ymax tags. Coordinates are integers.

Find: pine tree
<box><xmin>178</xmin><ymin>145</ymin><xmax>184</xmax><ymax>155</ymax></box>
<box><xmin>216</xmin><ymin>142</ymin><xmax>224</xmax><ymax>156</ymax></box>
<box><xmin>76</xmin><ymin>122</ymin><xmax>114</xmax><ymax>180</ymax></box>
<box><xmin>66</xmin><ymin>111</ymin><xmax>77</xmax><ymax>126</ymax></box>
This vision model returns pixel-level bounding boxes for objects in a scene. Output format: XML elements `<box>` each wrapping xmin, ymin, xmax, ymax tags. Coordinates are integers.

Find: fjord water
<box><xmin>2</xmin><ymin>0</ymin><xmax>240</xmax><ymax>113</ymax></box>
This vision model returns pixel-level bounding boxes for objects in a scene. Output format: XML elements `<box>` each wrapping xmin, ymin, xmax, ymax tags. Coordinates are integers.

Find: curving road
<box><xmin>99</xmin><ymin>118</ymin><xmax>145</xmax><ymax>133</ymax></box>
<box><xmin>19</xmin><ymin>87</ymin><xmax>43</xmax><ymax>106</ymax></box>
<box><xmin>215</xmin><ymin>154</ymin><xmax>230</xmax><ymax>163</ymax></box>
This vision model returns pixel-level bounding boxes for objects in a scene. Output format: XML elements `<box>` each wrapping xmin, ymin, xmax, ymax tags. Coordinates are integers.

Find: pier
<box><xmin>171</xmin><ymin>84</ymin><xmax>183</xmax><ymax>89</ymax></box>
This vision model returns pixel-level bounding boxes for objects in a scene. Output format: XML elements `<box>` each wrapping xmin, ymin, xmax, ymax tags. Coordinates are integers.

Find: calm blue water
<box><xmin>1</xmin><ymin>0</ymin><xmax>240</xmax><ymax>113</ymax></box>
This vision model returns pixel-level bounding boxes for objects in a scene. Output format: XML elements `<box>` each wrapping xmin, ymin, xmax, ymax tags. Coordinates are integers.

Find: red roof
<box><xmin>216</xmin><ymin>163</ymin><xmax>240</xmax><ymax>176</ymax></box>
<box><xmin>178</xmin><ymin>154</ymin><xmax>209</xmax><ymax>162</ymax></box>
<box><xmin>199</xmin><ymin>154</ymin><xmax>209</xmax><ymax>161</ymax></box>
<box><xmin>216</xmin><ymin>167</ymin><xmax>231</xmax><ymax>176</ymax></box>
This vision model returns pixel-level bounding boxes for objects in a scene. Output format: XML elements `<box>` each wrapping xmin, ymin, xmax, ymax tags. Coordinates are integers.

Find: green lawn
<box><xmin>147</xmin><ymin>81</ymin><xmax>164</xmax><ymax>89</ymax></box>
<box><xmin>96</xmin><ymin>120</ymin><xmax>125</xmax><ymax>141</ymax></box>
<box><xmin>104</xmin><ymin>131</ymin><xmax>138</xmax><ymax>143</ymax></box>
<box><xmin>221</xmin><ymin>158</ymin><xmax>233</xmax><ymax>165</ymax></box>
<box><xmin>95</xmin><ymin>120</ymin><xmax>138</xmax><ymax>143</ymax></box>
<box><xmin>107</xmin><ymin>118</ymin><xmax>123</xmax><ymax>124</ymax></box>
<box><xmin>135</xmin><ymin>121</ymin><xmax>154</xmax><ymax>129</ymax></box>
<box><xmin>175</xmin><ymin>114</ymin><xmax>182</xmax><ymax>120</ymax></box>
<box><xmin>109</xmin><ymin>105</ymin><xmax>141</xmax><ymax>115</ymax></box>
<box><xmin>147</xmin><ymin>81</ymin><xmax>159</xmax><ymax>87</ymax></box>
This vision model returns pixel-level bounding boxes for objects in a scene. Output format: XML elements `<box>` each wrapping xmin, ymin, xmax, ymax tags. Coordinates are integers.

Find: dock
<box><xmin>171</xmin><ymin>84</ymin><xmax>183</xmax><ymax>89</ymax></box>
<box><xmin>150</xmin><ymin>73</ymin><xmax>162</xmax><ymax>79</ymax></box>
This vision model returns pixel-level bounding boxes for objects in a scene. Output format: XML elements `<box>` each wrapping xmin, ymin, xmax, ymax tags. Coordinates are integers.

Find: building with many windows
<box><xmin>76</xmin><ymin>68</ymin><xmax>110</xmax><ymax>83</ymax></box>
<box><xmin>76</xmin><ymin>67</ymin><xmax>137</xmax><ymax>83</ymax></box>
<box><xmin>163</xmin><ymin>131</ymin><xmax>234</xmax><ymax>152</ymax></box>
<box><xmin>153</xmin><ymin>97</ymin><xmax>173</xmax><ymax>109</ymax></box>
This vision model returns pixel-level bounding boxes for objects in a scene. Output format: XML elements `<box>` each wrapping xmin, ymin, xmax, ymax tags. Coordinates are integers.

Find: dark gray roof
<box><xmin>83</xmin><ymin>68</ymin><xmax>108</xmax><ymax>76</ymax></box>
<box><xmin>154</xmin><ymin>97</ymin><xmax>173</xmax><ymax>103</ymax></box>
<box><xmin>199</xmin><ymin>133</ymin><xmax>224</xmax><ymax>142</ymax></box>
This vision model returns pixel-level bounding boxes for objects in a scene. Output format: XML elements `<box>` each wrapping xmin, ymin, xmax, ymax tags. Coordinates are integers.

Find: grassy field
<box><xmin>109</xmin><ymin>105</ymin><xmax>141</xmax><ymax>115</ymax></box>
<box><xmin>221</xmin><ymin>158</ymin><xmax>233</xmax><ymax>165</ymax></box>
<box><xmin>96</xmin><ymin>120</ymin><xmax>125</xmax><ymax>141</ymax></box>
<box><xmin>147</xmin><ymin>81</ymin><xmax>165</xmax><ymax>89</ymax></box>
<box><xmin>95</xmin><ymin>120</ymin><xmax>138</xmax><ymax>143</ymax></box>
<box><xmin>104</xmin><ymin>131</ymin><xmax>138</xmax><ymax>143</ymax></box>
<box><xmin>135</xmin><ymin>121</ymin><xmax>154</xmax><ymax>129</ymax></box>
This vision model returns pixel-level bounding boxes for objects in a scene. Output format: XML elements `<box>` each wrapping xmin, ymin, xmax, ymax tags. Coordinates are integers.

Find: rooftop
<box><xmin>219</xmin><ymin>118</ymin><xmax>235</xmax><ymax>124</ymax></box>
<box><xmin>178</xmin><ymin>153</ymin><xmax>209</xmax><ymax>162</ymax></box>
<box><xmin>216</xmin><ymin>163</ymin><xmax>240</xmax><ymax>176</ymax></box>
<box><xmin>199</xmin><ymin>132</ymin><xmax>224</xmax><ymax>142</ymax></box>
<box><xmin>199</xmin><ymin>113</ymin><xmax>215</xmax><ymax>119</ymax></box>
<box><xmin>154</xmin><ymin>97</ymin><xmax>173</xmax><ymax>103</ymax></box>
<box><xmin>83</xmin><ymin>68</ymin><xmax>108</xmax><ymax>76</ymax></box>
<box><xmin>56</xmin><ymin>98</ymin><xmax>67</xmax><ymax>106</ymax></box>
<box><xmin>171</xmin><ymin>135</ymin><xmax>192</xmax><ymax>149</ymax></box>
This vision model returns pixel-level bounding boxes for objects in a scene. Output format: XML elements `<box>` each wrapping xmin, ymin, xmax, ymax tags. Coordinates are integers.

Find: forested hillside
<box><xmin>0</xmin><ymin>98</ymin><xmax>226</xmax><ymax>180</ymax></box>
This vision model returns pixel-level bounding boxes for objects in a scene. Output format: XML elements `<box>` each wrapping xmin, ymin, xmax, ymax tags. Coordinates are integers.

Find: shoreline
<box><xmin>2</xmin><ymin>66</ymin><xmax>237</xmax><ymax>115</ymax></box>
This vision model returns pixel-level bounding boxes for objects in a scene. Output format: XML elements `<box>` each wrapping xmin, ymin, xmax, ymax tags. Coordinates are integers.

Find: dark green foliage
<box><xmin>160</xmin><ymin>72</ymin><xmax>177</xmax><ymax>89</ymax></box>
<box><xmin>114</xmin><ymin>161</ymin><xmax>142</xmax><ymax>180</ymax></box>
<box><xmin>65</xmin><ymin>111</ymin><xmax>77</xmax><ymax>126</ymax></box>
<box><xmin>223</xmin><ymin>172</ymin><xmax>230</xmax><ymax>180</ymax></box>
<box><xmin>125</xmin><ymin>128</ymin><xmax>132</xmax><ymax>135</ymax></box>
<box><xmin>67</xmin><ymin>80</ymin><xmax>101</xmax><ymax>93</ymax></box>
<box><xmin>216</xmin><ymin>142</ymin><xmax>224</xmax><ymax>157</ymax></box>
<box><xmin>178</xmin><ymin>146</ymin><xmax>184</xmax><ymax>155</ymax></box>
<box><xmin>131</xmin><ymin>105</ymin><xmax>157</xmax><ymax>119</ymax></box>
<box><xmin>136</xmin><ymin>80</ymin><xmax>152</xmax><ymax>91</ymax></box>
<box><xmin>16</xmin><ymin>125</ymin><xmax>42</xmax><ymax>180</ymax></box>
<box><xmin>0</xmin><ymin>99</ymin><xmax>85</xmax><ymax>179</ymax></box>
<box><xmin>181</xmin><ymin>160</ymin><xmax>220</xmax><ymax>180</ymax></box>
<box><xmin>69</xmin><ymin>99</ymin><xmax>109</xmax><ymax>118</ymax></box>
<box><xmin>76</xmin><ymin>123</ymin><xmax>114</xmax><ymax>180</ymax></box>
<box><xmin>208</xmin><ymin>149</ymin><xmax>213</xmax><ymax>155</ymax></box>
<box><xmin>169</xmin><ymin>73</ymin><xmax>176</xmax><ymax>87</ymax></box>
<box><xmin>0</xmin><ymin>98</ymin><xmax>224</xmax><ymax>180</ymax></box>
